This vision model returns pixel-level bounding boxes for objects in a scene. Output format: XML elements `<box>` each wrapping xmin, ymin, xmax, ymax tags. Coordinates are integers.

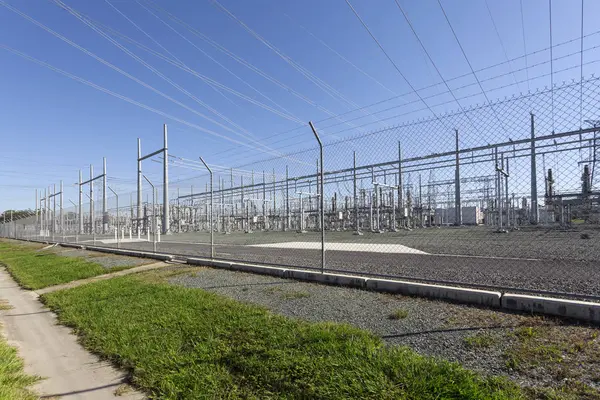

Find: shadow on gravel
<box><xmin>381</xmin><ymin>325</ymin><xmax>521</xmax><ymax>339</ymax></box>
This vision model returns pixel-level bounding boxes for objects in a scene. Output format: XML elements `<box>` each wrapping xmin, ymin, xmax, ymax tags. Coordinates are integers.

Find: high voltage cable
<box><xmin>210</xmin><ymin>0</ymin><xmax>387</xmax><ymax>131</ymax></box>
<box><xmin>436</xmin><ymin>0</ymin><xmax>507</xmax><ymax>134</ymax></box>
<box><xmin>142</xmin><ymin>0</ymin><xmax>371</xmax><ymax>134</ymax></box>
<box><xmin>580</xmin><ymin>0</ymin><xmax>584</xmax><ymax>128</ymax></box>
<box><xmin>520</xmin><ymin>0</ymin><xmax>530</xmax><ymax>92</ymax></box>
<box><xmin>392</xmin><ymin>0</ymin><xmax>478</xmax><ymax>132</ymax></box>
<box><xmin>280</xmin><ymin>12</ymin><xmax>397</xmax><ymax>97</ymax></box>
<box><xmin>222</xmin><ymin>63</ymin><xmax>600</xmax><ymax>166</ymax></box>
<box><xmin>212</xmin><ymin>44</ymin><xmax>600</xmax><ymax>159</ymax></box>
<box><xmin>0</xmin><ymin>44</ymin><xmax>305</xmax><ymax>157</ymax></box>
<box><xmin>484</xmin><ymin>0</ymin><xmax>522</xmax><ymax>92</ymax></box>
<box><xmin>208</xmin><ymin>4</ymin><xmax>600</xmax><ymax>159</ymax></box>
<box><xmin>135</xmin><ymin>0</ymin><xmax>297</xmax><ymax>122</ymax></box>
<box><xmin>0</xmin><ymin>0</ymin><xmax>283</xmax><ymax>156</ymax></box>
<box><xmin>53</xmin><ymin>0</ymin><xmax>299</xmax><ymax>155</ymax></box>
<box><xmin>344</xmin><ymin>0</ymin><xmax>446</xmax><ymax>128</ymax></box>
<box><xmin>549</xmin><ymin>0</ymin><xmax>555</xmax><ymax>132</ymax></box>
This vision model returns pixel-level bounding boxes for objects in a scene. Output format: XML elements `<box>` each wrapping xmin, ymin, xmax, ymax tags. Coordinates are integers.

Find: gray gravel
<box><xmin>167</xmin><ymin>267</ymin><xmax>591</xmax><ymax>389</ymax></box>
<box><xmin>49</xmin><ymin>247</ymin><xmax>151</xmax><ymax>269</ymax></box>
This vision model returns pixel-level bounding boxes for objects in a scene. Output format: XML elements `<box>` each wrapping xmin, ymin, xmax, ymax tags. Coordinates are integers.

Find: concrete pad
<box><xmin>286</xmin><ymin>270</ymin><xmax>367</xmax><ymax>288</ymax></box>
<box><xmin>0</xmin><ymin>268</ymin><xmax>145</xmax><ymax>400</ymax></box>
<box><xmin>249</xmin><ymin>241</ymin><xmax>428</xmax><ymax>254</ymax></box>
<box><xmin>501</xmin><ymin>294</ymin><xmax>600</xmax><ymax>323</ymax></box>
<box><xmin>36</xmin><ymin>262</ymin><xmax>169</xmax><ymax>295</ymax></box>
<box><xmin>366</xmin><ymin>278</ymin><xmax>502</xmax><ymax>308</ymax></box>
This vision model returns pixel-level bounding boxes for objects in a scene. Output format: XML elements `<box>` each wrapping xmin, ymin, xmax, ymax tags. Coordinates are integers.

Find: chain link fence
<box><xmin>2</xmin><ymin>77</ymin><xmax>600</xmax><ymax>301</ymax></box>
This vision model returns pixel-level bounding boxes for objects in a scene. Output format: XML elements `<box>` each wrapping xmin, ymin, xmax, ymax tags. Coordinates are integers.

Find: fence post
<box><xmin>163</xmin><ymin>124</ymin><xmax>170</xmax><ymax>235</ymax></box>
<box><xmin>309</xmin><ymin>121</ymin><xmax>325</xmax><ymax>273</ymax></box>
<box><xmin>199</xmin><ymin>157</ymin><xmax>214</xmax><ymax>259</ymax></box>
<box><xmin>530</xmin><ymin>112</ymin><xmax>539</xmax><ymax>224</ymax></box>
<box><xmin>455</xmin><ymin>129</ymin><xmax>462</xmax><ymax>226</ymax></box>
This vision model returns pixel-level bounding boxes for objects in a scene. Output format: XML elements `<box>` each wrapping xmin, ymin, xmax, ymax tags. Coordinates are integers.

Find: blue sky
<box><xmin>1</xmin><ymin>0</ymin><xmax>599</xmax><ymax>213</ymax></box>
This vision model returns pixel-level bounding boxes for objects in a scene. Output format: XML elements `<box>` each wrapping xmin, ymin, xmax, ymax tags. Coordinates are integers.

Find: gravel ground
<box><xmin>48</xmin><ymin>247</ymin><xmax>151</xmax><ymax>269</ymax></box>
<box><xmin>167</xmin><ymin>267</ymin><xmax>600</xmax><ymax>393</ymax></box>
<box><xmin>91</xmin><ymin>240</ymin><xmax>600</xmax><ymax>300</ymax></box>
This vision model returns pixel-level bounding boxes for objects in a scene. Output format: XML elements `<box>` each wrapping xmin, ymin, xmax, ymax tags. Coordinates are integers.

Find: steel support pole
<box><xmin>309</xmin><ymin>121</ymin><xmax>325</xmax><ymax>273</ymax></box>
<box><xmin>454</xmin><ymin>129</ymin><xmax>462</xmax><ymax>226</ymax></box>
<box><xmin>398</xmin><ymin>142</ymin><xmax>404</xmax><ymax>227</ymax></box>
<box><xmin>199</xmin><ymin>157</ymin><xmax>214</xmax><ymax>258</ymax></box>
<box><xmin>78</xmin><ymin>170</ymin><xmax>83</xmax><ymax>234</ymax></box>
<box><xmin>530</xmin><ymin>113</ymin><xmax>539</xmax><ymax>224</ymax></box>
<box><xmin>103</xmin><ymin>157</ymin><xmax>108</xmax><ymax>234</ymax></box>
<box><xmin>53</xmin><ymin>183</ymin><xmax>56</xmax><ymax>239</ymax></box>
<box><xmin>285</xmin><ymin>166</ymin><xmax>289</xmax><ymax>231</ymax></box>
<box><xmin>163</xmin><ymin>124</ymin><xmax>169</xmax><ymax>234</ymax></box>
<box><xmin>90</xmin><ymin>165</ymin><xmax>94</xmax><ymax>235</ymax></box>
<box><xmin>108</xmin><ymin>186</ymin><xmax>119</xmax><ymax>248</ymax></box>
<box><xmin>35</xmin><ymin>189</ymin><xmax>38</xmax><ymax>234</ymax></box>
<box><xmin>354</xmin><ymin>151</ymin><xmax>359</xmax><ymax>233</ymax></box>
<box><xmin>60</xmin><ymin>180</ymin><xmax>64</xmax><ymax>235</ymax></box>
<box><xmin>137</xmin><ymin>138</ymin><xmax>142</xmax><ymax>234</ymax></box>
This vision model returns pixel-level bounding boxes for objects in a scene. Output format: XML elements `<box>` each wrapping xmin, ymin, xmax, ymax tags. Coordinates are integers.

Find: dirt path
<box><xmin>0</xmin><ymin>268</ymin><xmax>145</xmax><ymax>399</ymax></box>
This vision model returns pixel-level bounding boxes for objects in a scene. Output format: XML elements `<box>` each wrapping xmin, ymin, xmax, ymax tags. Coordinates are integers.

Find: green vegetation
<box><xmin>464</xmin><ymin>332</ymin><xmax>498</xmax><ymax>349</ymax></box>
<box><xmin>0</xmin><ymin>300</ymin><xmax>12</xmax><ymax>311</ymax></box>
<box><xmin>42</xmin><ymin>274</ymin><xmax>524</xmax><ymax>399</ymax></box>
<box><xmin>0</xmin><ymin>242</ymin><xmax>128</xmax><ymax>290</ymax></box>
<box><xmin>0</xmin><ymin>325</ymin><xmax>39</xmax><ymax>400</ymax></box>
<box><xmin>388</xmin><ymin>308</ymin><xmax>409</xmax><ymax>320</ymax></box>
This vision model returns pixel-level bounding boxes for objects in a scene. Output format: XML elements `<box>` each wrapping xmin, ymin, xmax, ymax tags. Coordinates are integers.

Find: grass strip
<box><xmin>42</xmin><ymin>274</ymin><xmax>524</xmax><ymax>399</ymax></box>
<box><xmin>0</xmin><ymin>242</ymin><xmax>127</xmax><ymax>290</ymax></box>
<box><xmin>0</xmin><ymin>325</ymin><xmax>39</xmax><ymax>400</ymax></box>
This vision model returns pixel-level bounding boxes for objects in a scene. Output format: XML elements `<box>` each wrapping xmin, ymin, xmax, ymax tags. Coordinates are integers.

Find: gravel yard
<box><xmin>168</xmin><ymin>267</ymin><xmax>600</xmax><ymax>395</ymax></box>
<box><xmin>49</xmin><ymin>247</ymin><xmax>152</xmax><ymax>269</ymax></box>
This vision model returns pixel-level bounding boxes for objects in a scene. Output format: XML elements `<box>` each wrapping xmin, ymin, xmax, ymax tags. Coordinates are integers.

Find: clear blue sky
<box><xmin>1</xmin><ymin>0</ymin><xmax>598</xmax><ymax>212</ymax></box>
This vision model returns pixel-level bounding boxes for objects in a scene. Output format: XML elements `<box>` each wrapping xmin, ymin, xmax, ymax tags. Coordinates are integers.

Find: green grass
<box><xmin>0</xmin><ymin>242</ymin><xmax>128</xmax><ymax>290</ymax></box>
<box><xmin>41</xmin><ymin>275</ymin><xmax>524</xmax><ymax>400</ymax></box>
<box><xmin>464</xmin><ymin>332</ymin><xmax>498</xmax><ymax>349</ymax></box>
<box><xmin>388</xmin><ymin>308</ymin><xmax>409</xmax><ymax>320</ymax></box>
<box><xmin>0</xmin><ymin>325</ymin><xmax>39</xmax><ymax>400</ymax></box>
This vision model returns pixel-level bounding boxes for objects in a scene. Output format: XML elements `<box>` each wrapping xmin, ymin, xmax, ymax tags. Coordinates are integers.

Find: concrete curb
<box><xmin>502</xmin><ymin>294</ymin><xmax>600</xmax><ymax>323</ymax></box>
<box><xmin>366</xmin><ymin>278</ymin><xmax>502</xmax><ymax>308</ymax></box>
<box><xmin>6</xmin><ymin>238</ymin><xmax>600</xmax><ymax>324</ymax></box>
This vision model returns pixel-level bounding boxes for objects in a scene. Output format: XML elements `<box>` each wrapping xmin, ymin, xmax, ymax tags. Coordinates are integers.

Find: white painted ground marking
<box><xmin>249</xmin><ymin>242</ymin><xmax>428</xmax><ymax>254</ymax></box>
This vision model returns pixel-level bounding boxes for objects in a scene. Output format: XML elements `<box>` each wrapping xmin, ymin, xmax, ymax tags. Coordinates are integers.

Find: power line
<box><xmin>436</xmin><ymin>0</ymin><xmax>507</xmax><ymax>133</ymax></box>
<box><xmin>549</xmin><ymin>0</ymin><xmax>555</xmax><ymax>132</ymax></box>
<box><xmin>484</xmin><ymin>0</ymin><xmax>522</xmax><ymax>92</ymax></box>
<box><xmin>392</xmin><ymin>0</ymin><xmax>477</xmax><ymax>131</ymax></box>
<box><xmin>344</xmin><ymin>0</ymin><xmax>445</xmax><ymax>126</ymax></box>
<box><xmin>520</xmin><ymin>0</ymin><xmax>530</xmax><ymax>91</ymax></box>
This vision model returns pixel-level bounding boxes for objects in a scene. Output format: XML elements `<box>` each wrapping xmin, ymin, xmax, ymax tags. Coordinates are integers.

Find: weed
<box><xmin>0</xmin><ymin>300</ymin><xmax>12</xmax><ymax>311</ymax></box>
<box><xmin>282</xmin><ymin>291</ymin><xmax>310</xmax><ymax>300</ymax></box>
<box><xmin>464</xmin><ymin>332</ymin><xmax>497</xmax><ymax>349</ymax></box>
<box><xmin>388</xmin><ymin>309</ymin><xmax>409</xmax><ymax>320</ymax></box>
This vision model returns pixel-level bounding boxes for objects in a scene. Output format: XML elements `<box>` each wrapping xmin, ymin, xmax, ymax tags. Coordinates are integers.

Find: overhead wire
<box><xmin>280</xmin><ymin>11</ymin><xmax>397</xmax><ymax>97</ymax></box>
<box><xmin>53</xmin><ymin>0</ymin><xmax>300</xmax><ymax>155</ymax></box>
<box><xmin>0</xmin><ymin>0</ymin><xmax>283</xmax><ymax>156</ymax></box>
<box><xmin>549</xmin><ymin>0</ymin><xmax>555</xmax><ymax>132</ymax></box>
<box><xmin>392</xmin><ymin>0</ymin><xmax>478</xmax><ymax>131</ymax></box>
<box><xmin>520</xmin><ymin>0</ymin><xmax>530</xmax><ymax>92</ymax></box>
<box><xmin>436</xmin><ymin>0</ymin><xmax>507</xmax><ymax>133</ymax></box>
<box><xmin>210</xmin><ymin>0</ymin><xmax>388</xmax><ymax>131</ymax></box>
<box><xmin>135</xmin><ymin>0</ymin><xmax>297</xmax><ymax>123</ymax></box>
<box><xmin>484</xmin><ymin>0</ymin><xmax>522</xmax><ymax>92</ymax></box>
<box><xmin>344</xmin><ymin>0</ymin><xmax>447</xmax><ymax>128</ymax></box>
<box><xmin>0</xmin><ymin>44</ymin><xmax>305</xmax><ymax>157</ymax></box>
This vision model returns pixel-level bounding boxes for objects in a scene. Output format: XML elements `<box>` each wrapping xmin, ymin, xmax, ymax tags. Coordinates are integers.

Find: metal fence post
<box><xmin>455</xmin><ymin>129</ymin><xmax>462</xmax><ymax>226</ymax></box>
<box><xmin>137</xmin><ymin>138</ymin><xmax>142</xmax><ymax>235</ymax></box>
<box><xmin>143</xmin><ymin>175</ymin><xmax>157</xmax><ymax>253</ymax></box>
<box><xmin>309</xmin><ymin>121</ymin><xmax>325</xmax><ymax>273</ymax></box>
<box><xmin>199</xmin><ymin>157</ymin><xmax>214</xmax><ymax>259</ymax></box>
<box><xmin>530</xmin><ymin>112</ymin><xmax>539</xmax><ymax>224</ymax></box>
<box><xmin>103</xmin><ymin>157</ymin><xmax>108</xmax><ymax>234</ymax></box>
<box><xmin>78</xmin><ymin>170</ymin><xmax>83</xmax><ymax>235</ymax></box>
<box><xmin>163</xmin><ymin>124</ymin><xmax>170</xmax><ymax>235</ymax></box>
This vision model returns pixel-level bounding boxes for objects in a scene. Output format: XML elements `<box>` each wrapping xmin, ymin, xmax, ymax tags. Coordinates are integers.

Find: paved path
<box><xmin>0</xmin><ymin>268</ymin><xmax>146</xmax><ymax>399</ymax></box>
<box><xmin>36</xmin><ymin>261</ymin><xmax>168</xmax><ymax>295</ymax></box>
